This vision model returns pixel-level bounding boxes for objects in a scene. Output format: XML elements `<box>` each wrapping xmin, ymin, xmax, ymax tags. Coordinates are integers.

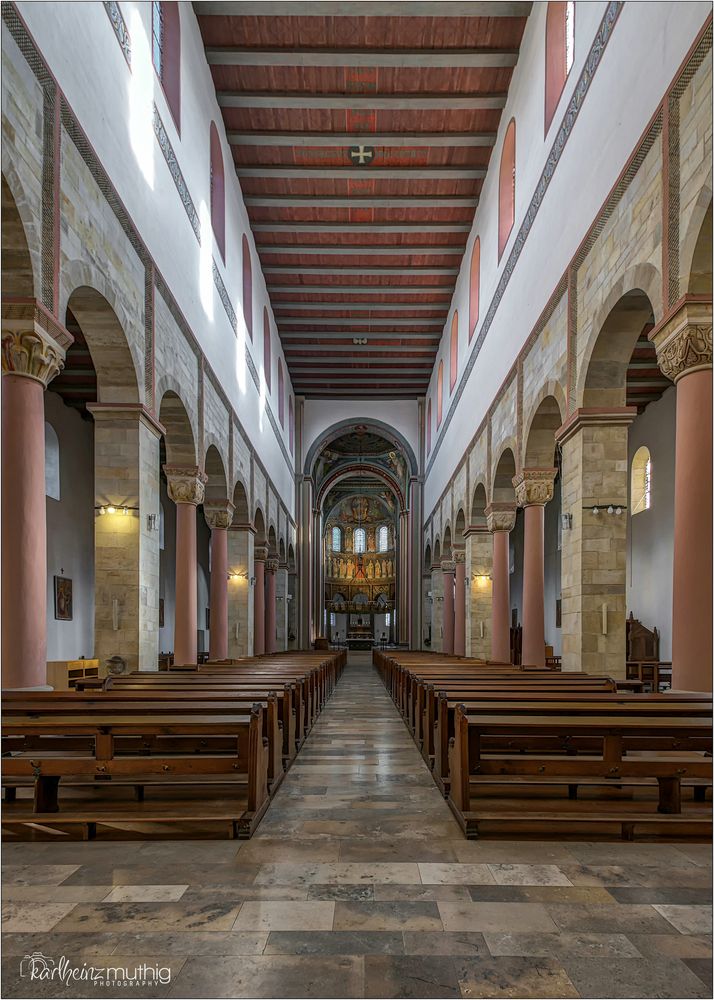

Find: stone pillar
<box><xmin>652</xmin><ymin>301</ymin><xmax>712</xmax><ymax>691</ymax></box>
<box><xmin>513</xmin><ymin>469</ymin><xmax>556</xmax><ymax>668</ymax></box>
<box><xmin>556</xmin><ymin>409</ymin><xmax>635</xmax><ymax>677</ymax></box>
<box><xmin>454</xmin><ymin>550</ymin><xmax>466</xmax><ymax>656</ymax></box>
<box><xmin>409</xmin><ymin>476</ymin><xmax>424</xmax><ymax>649</ymax></box>
<box><xmin>204</xmin><ymin>500</ymin><xmax>234</xmax><ymax>661</ymax></box>
<box><xmin>398</xmin><ymin>509</ymin><xmax>409</xmax><ymax>645</ymax></box>
<box><xmin>90</xmin><ymin>404</ymin><xmax>161</xmax><ymax>672</ymax></box>
<box><xmin>297</xmin><ymin>474</ymin><xmax>313</xmax><ymax>648</ymax></box>
<box><xmin>227</xmin><ymin>521</ymin><xmax>254</xmax><ymax>656</ymax></box>
<box><xmin>265</xmin><ymin>557</ymin><xmax>278</xmax><ymax>654</ymax></box>
<box><xmin>486</xmin><ymin>504</ymin><xmax>516</xmax><ymax>663</ymax></box>
<box><xmin>253</xmin><ymin>545</ymin><xmax>267</xmax><ymax>655</ymax></box>
<box><xmin>465</xmin><ymin>527</ymin><xmax>493</xmax><ymax>659</ymax></box>
<box><xmin>441</xmin><ymin>560</ymin><xmax>456</xmax><ymax>654</ymax></box>
<box><xmin>1</xmin><ymin>308</ymin><xmax>67</xmax><ymax>688</ymax></box>
<box><xmin>165</xmin><ymin>466</ymin><xmax>206</xmax><ymax>666</ymax></box>
<box><xmin>430</xmin><ymin>563</ymin><xmax>444</xmax><ymax>652</ymax></box>
<box><xmin>276</xmin><ymin>561</ymin><xmax>289</xmax><ymax>651</ymax></box>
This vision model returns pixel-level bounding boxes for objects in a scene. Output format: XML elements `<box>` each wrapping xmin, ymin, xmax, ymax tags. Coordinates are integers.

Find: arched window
<box><xmin>631</xmin><ymin>446</ymin><xmax>652</xmax><ymax>515</ymax></box>
<box><xmin>263</xmin><ymin>307</ymin><xmax>272</xmax><ymax>391</ymax></box>
<box><xmin>353</xmin><ymin>527</ymin><xmax>366</xmax><ymax>554</ymax></box>
<box><xmin>437</xmin><ymin>360</ymin><xmax>444</xmax><ymax>428</ymax></box>
<box><xmin>498</xmin><ymin>119</ymin><xmax>516</xmax><ymax>261</ymax></box>
<box><xmin>332</xmin><ymin>525</ymin><xmax>342</xmax><ymax>551</ymax></box>
<box><xmin>378</xmin><ymin>525</ymin><xmax>389</xmax><ymax>552</ymax></box>
<box><xmin>426</xmin><ymin>398</ymin><xmax>432</xmax><ymax>455</ymax></box>
<box><xmin>44</xmin><ymin>422</ymin><xmax>60</xmax><ymax>500</ymax></box>
<box><xmin>242</xmin><ymin>235</ymin><xmax>253</xmax><ymax>339</ymax></box>
<box><xmin>469</xmin><ymin>237</ymin><xmax>480</xmax><ymax>341</ymax></box>
<box><xmin>289</xmin><ymin>396</ymin><xmax>294</xmax><ymax>454</ymax></box>
<box><xmin>545</xmin><ymin>1</ymin><xmax>575</xmax><ymax>135</ymax></box>
<box><xmin>449</xmin><ymin>311</ymin><xmax>459</xmax><ymax>392</ymax></box>
<box><xmin>278</xmin><ymin>360</ymin><xmax>285</xmax><ymax>427</ymax></box>
<box><xmin>152</xmin><ymin>2</ymin><xmax>181</xmax><ymax>132</ymax></box>
<box><xmin>209</xmin><ymin>122</ymin><xmax>225</xmax><ymax>261</ymax></box>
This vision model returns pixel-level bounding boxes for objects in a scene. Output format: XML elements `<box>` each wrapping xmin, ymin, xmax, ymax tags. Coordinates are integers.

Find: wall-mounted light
<box><xmin>561</xmin><ymin>513</ymin><xmax>572</xmax><ymax>530</ymax></box>
<box><xmin>146</xmin><ymin>513</ymin><xmax>159</xmax><ymax>531</ymax></box>
<box><xmin>585</xmin><ymin>505</ymin><xmax>625</xmax><ymax>517</ymax></box>
<box><xmin>96</xmin><ymin>504</ymin><xmax>138</xmax><ymax>517</ymax></box>
<box><xmin>472</xmin><ymin>573</ymin><xmax>492</xmax><ymax>583</ymax></box>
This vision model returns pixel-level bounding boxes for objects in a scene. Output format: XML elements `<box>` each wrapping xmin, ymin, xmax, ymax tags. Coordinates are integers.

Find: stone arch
<box><xmin>424</xmin><ymin>542</ymin><xmax>432</xmax><ymax>573</ymax></box>
<box><xmin>287</xmin><ymin>543</ymin><xmax>296</xmax><ymax>573</ymax></box>
<box><xmin>454</xmin><ymin>507</ymin><xmax>466</xmax><ymax>549</ymax></box>
<box><xmin>682</xmin><ymin>189</ymin><xmax>712</xmax><ymax>294</ymax></box>
<box><xmin>304</xmin><ymin>417</ymin><xmax>418</xmax><ymax>479</ymax></box>
<box><xmin>576</xmin><ymin>263</ymin><xmax>661</xmax><ymax>408</ymax></box>
<box><xmin>204</xmin><ymin>443</ymin><xmax>228</xmax><ymax>502</ymax></box>
<box><xmin>253</xmin><ymin>505</ymin><xmax>267</xmax><ymax>545</ymax></box>
<box><xmin>279</xmin><ymin>538</ymin><xmax>286</xmax><ymax>562</ymax></box>
<box><xmin>433</xmin><ymin>537</ymin><xmax>441</xmax><ymax>566</ymax></box>
<box><xmin>491</xmin><ymin>447</ymin><xmax>517</xmax><ymax>505</ymax></box>
<box><xmin>267</xmin><ymin>524</ymin><xmax>277</xmax><ymax>556</ymax></box>
<box><xmin>471</xmin><ymin>482</ymin><xmax>488</xmax><ymax>528</ymax></box>
<box><xmin>65</xmin><ymin>282</ymin><xmax>141</xmax><ymax>403</ymax></box>
<box><xmin>523</xmin><ymin>392</ymin><xmax>565</xmax><ymax>468</ymax></box>
<box><xmin>1</xmin><ymin>171</ymin><xmax>37</xmax><ymax>297</ymax></box>
<box><xmin>159</xmin><ymin>389</ymin><xmax>197</xmax><ymax>466</ymax></box>
<box><xmin>442</xmin><ymin>524</ymin><xmax>453</xmax><ymax>560</ymax></box>
<box><xmin>231</xmin><ymin>478</ymin><xmax>250</xmax><ymax>523</ymax></box>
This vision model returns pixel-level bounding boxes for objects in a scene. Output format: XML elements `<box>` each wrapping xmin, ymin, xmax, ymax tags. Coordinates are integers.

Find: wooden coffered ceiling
<box><xmin>194</xmin><ymin>1</ymin><xmax>531</xmax><ymax>397</ymax></box>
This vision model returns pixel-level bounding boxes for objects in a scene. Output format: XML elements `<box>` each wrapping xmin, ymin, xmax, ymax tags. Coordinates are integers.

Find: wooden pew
<box><xmin>448</xmin><ymin>705</ymin><xmax>712</xmax><ymax>839</ymax></box>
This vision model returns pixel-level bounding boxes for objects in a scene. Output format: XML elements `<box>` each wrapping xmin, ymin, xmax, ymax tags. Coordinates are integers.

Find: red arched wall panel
<box><xmin>498</xmin><ymin>119</ymin><xmax>516</xmax><ymax>261</ymax></box>
<box><xmin>242</xmin><ymin>235</ymin><xmax>252</xmax><ymax>339</ymax></box>
<box><xmin>469</xmin><ymin>237</ymin><xmax>480</xmax><ymax>341</ymax></box>
<box><xmin>209</xmin><ymin>121</ymin><xmax>225</xmax><ymax>261</ymax></box>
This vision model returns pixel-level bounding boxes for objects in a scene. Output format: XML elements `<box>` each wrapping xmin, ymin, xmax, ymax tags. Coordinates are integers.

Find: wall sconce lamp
<box><xmin>96</xmin><ymin>504</ymin><xmax>138</xmax><ymax>517</ymax></box>
<box><xmin>471</xmin><ymin>573</ymin><xmax>492</xmax><ymax>583</ymax></box>
<box><xmin>561</xmin><ymin>513</ymin><xmax>573</xmax><ymax>530</ymax></box>
<box><xmin>228</xmin><ymin>571</ymin><xmax>250</xmax><ymax>582</ymax></box>
<box><xmin>585</xmin><ymin>505</ymin><xmax>625</xmax><ymax>516</ymax></box>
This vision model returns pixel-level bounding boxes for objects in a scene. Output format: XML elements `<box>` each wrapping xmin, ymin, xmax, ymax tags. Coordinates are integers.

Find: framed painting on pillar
<box><xmin>54</xmin><ymin>576</ymin><xmax>73</xmax><ymax>621</ymax></box>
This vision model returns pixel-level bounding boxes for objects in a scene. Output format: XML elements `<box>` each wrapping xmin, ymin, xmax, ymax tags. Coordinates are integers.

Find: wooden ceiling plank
<box><xmin>218</xmin><ymin>92</ymin><xmax>507</xmax><ymax>110</ymax></box>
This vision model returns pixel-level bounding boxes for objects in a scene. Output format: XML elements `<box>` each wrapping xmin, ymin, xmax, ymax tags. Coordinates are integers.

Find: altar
<box><xmin>347</xmin><ymin>618</ymin><xmax>374</xmax><ymax>650</ymax></box>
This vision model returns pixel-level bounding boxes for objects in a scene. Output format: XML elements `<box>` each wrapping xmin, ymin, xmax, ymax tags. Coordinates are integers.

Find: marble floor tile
<box><xmin>402</xmin><ymin>932</ymin><xmax>487</xmax><ymax>956</ymax></box>
<box><xmin>1</xmin><ymin>865</ymin><xmax>80</xmax><ymax>886</ymax></box>
<box><xmin>487</xmin><ymin>864</ymin><xmax>573</xmax><ymax>886</ymax></box>
<box><xmin>627</xmin><ymin>933</ymin><xmax>713</xmax><ymax>959</ymax></box>
<box><xmin>333</xmin><ymin>900</ymin><xmax>443</xmax><ymax>931</ymax></box>
<box><xmin>167</xmin><ymin>955</ymin><xmax>364</xmax><ymax>999</ymax></box>
<box><xmin>607</xmin><ymin>886</ymin><xmax>712</xmax><ymax>905</ymax></box>
<box><xmin>52</xmin><ymin>901</ymin><xmax>243</xmax><ymax>934</ymax></box>
<box><xmin>1</xmin><ymin>885</ymin><xmax>113</xmax><ymax>903</ymax></box>
<box><xmin>456</xmin><ymin>956</ymin><xmax>579</xmax><ymax>998</ymax></box>
<box><xmin>103</xmin><ymin>885</ymin><xmax>189</xmax><ymax>903</ymax></box>
<box><xmin>652</xmin><ymin>904</ymin><xmax>713</xmax><ymax>935</ymax></box>
<box><xmin>232</xmin><ymin>900</ymin><xmax>335</xmax><ymax>932</ymax></box>
<box><xmin>484</xmin><ymin>930</ymin><xmax>642</xmax><ymax>959</ymax></box>
<box><xmin>546</xmin><ymin>902</ymin><xmax>678</xmax><ymax>934</ymax></box>
<box><xmin>375</xmin><ymin>884</ymin><xmax>472</xmax><ymax>902</ymax></box>
<box><xmin>560</xmin><ymin>955</ymin><xmax>710</xmax><ymax>998</ymax></box>
<box><xmin>438</xmin><ymin>901</ymin><xmax>559</xmax><ymax>934</ymax></box>
<box><xmin>364</xmin><ymin>955</ymin><xmax>462</xmax><ymax>998</ymax></box>
<box><xmin>684</xmin><ymin>958</ymin><xmax>714</xmax><ymax>991</ymax></box>
<box><xmin>264</xmin><ymin>930</ymin><xmax>404</xmax><ymax>955</ymax></box>
<box><xmin>108</xmin><ymin>931</ymin><xmax>269</xmax><ymax>956</ymax></box>
<box><xmin>1</xmin><ymin>902</ymin><xmax>78</xmax><ymax>933</ymax></box>
<box><xmin>418</xmin><ymin>863</ymin><xmax>494</xmax><ymax>885</ymax></box>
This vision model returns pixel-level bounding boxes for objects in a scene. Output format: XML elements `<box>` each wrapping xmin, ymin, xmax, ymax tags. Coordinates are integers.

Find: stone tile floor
<box><xmin>1</xmin><ymin>654</ymin><xmax>711</xmax><ymax>998</ymax></box>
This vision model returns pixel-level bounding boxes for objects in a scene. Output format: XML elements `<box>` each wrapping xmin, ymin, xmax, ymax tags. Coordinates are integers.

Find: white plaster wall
<box><xmin>302</xmin><ymin>399</ymin><xmax>420</xmax><ymax>471</ymax></box>
<box><xmin>45</xmin><ymin>392</ymin><xmax>95</xmax><ymax>660</ymax></box>
<box><xmin>424</xmin><ymin>1</ymin><xmax>711</xmax><ymax>513</ymax></box>
<box><xmin>626</xmin><ymin>387</ymin><xmax>676</xmax><ymax>659</ymax></box>
<box><xmin>16</xmin><ymin>1</ymin><xmax>295</xmax><ymax>512</ymax></box>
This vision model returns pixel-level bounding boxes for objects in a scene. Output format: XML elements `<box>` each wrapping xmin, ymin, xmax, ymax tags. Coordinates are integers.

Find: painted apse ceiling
<box><xmin>194</xmin><ymin>2</ymin><xmax>531</xmax><ymax>397</ymax></box>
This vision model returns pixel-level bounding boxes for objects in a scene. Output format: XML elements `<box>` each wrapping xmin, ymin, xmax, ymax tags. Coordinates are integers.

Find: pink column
<box><xmin>653</xmin><ymin>304</ymin><xmax>712</xmax><ymax>691</ymax></box>
<box><xmin>1</xmin><ymin>320</ymin><xmax>65</xmax><ymax>689</ymax></box>
<box><xmin>454</xmin><ymin>551</ymin><xmax>466</xmax><ymax>656</ymax></box>
<box><xmin>265</xmin><ymin>558</ymin><xmax>278</xmax><ymax>655</ymax></box>
<box><xmin>254</xmin><ymin>546</ymin><xmax>267</xmax><ymax>655</ymax></box>
<box><xmin>205</xmin><ymin>501</ymin><xmax>234</xmax><ymax>661</ymax></box>
<box><xmin>441</xmin><ymin>560</ymin><xmax>456</xmax><ymax>655</ymax></box>
<box><xmin>514</xmin><ymin>470</ymin><xmax>556</xmax><ymax>669</ymax></box>
<box><xmin>166</xmin><ymin>467</ymin><xmax>206</xmax><ymax>666</ymax></box>
<box><xmin>486</xmin><ymin>504</ymin><xmax>516</xmax><ymax>663</ymax></box>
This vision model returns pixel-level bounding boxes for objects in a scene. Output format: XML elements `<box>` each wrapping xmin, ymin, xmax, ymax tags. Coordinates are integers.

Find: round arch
<box><xmin>523</xmin><ymin>392</ymin><xmax>565</xmax><ymax>468</ymax></box>
<box><xmin>491</xmin><ymin>447</ymin><xmax>517</xmax><ymax>505</ymax></box>
<box><xmin>304</xmin><ymin>418</ymin><xmax>418</xmax><ymax>479</ymax></box>
<box><xmin>159</xmin><ymin>389</ymin><xmax>197</xmax><ymax>467</ymax></box>
<box><xmin>204</xmin><ymin>443</ymin><xmax>228</xmax><ymax>502</ymax></box>
<box><xmin>231</xmin><ymin>478</ymin><xmax>250</xmax><ymax>523</ymax></box>
<box><xmin>315</xmin><ymin>462</ymin><xmax>406</xmax><ymax>512</ymax></box>
<box><xmin>1</xmin><ymin>171</ymin><xmax>37</xmax><ymax>297</ymax></box>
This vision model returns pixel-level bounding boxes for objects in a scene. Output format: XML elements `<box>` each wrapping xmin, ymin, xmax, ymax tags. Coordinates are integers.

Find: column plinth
<box><xmin>2</xmin><ymin>310</ymin><xmax>68</xmax><ymax>688</ymax></box>
<box><xmin>514</xmin><ymin>469</ymin><xmax>556</xmax><ymax>668</ymax></box>
<box><xmin>204</xmin><ymin>500</ymin><xmax>235</xmax><ymax>661</ymax></box>
<box><xmin>486</xmin><ymin>504</ymin><xmax>516</xmax><ymax>663</ymax></box>
<box><xmin>165</xmin><ymin>466</ymin><xmax>206</xmax><ymax>666</ymax></box>
<box><xmin>651</xmin><ymin>301</ymin><xmax>712</xmax><ymax>690</ymax></box>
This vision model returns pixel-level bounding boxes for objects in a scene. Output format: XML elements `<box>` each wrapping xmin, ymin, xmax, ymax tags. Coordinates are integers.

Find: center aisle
<box><xmin>2</xmin><ymin>654</ymin><xmax>710</xmax><ymax>999</ymax></box>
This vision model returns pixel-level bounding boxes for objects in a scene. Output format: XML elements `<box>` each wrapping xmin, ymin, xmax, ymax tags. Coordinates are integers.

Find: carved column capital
<box><xmin>1</xmin><ymin>324</ymin><xmax>65</xmax><ymax>387</ymax></box>
<box><xmin>453</xmin><ymin>549</ymin><xmax>466</xmax><ymax>564</ymax></box>
<box><xmin>650</xmin><ymin>299</ymin><xmax>713</xmax><ymax>383</ymax></box>
<box><xmin>266</xmin><ymin>558</ymin><xmax>279</xmax><ymax>575</ymax></box>
<box><xmin>254</xmin><ymin>545</ymin><xmax>269</xmax><ymax>564</ymax></box>
<box><xmin>440</xmin><ymin>559</ymin><xmax>456</xmax><ymax>575</ymax></box>
<box><xmin>164</xmin><ymin>466</ymin><xmax>207</xmax><ymax>506</ymax></box>
<box><xmin>485</xmin><ymin>503</ymin><xmax>516</xmax><ymax>533</ymax></box>
<box><xmin>204</xmin><ymin>499</ymin><xmax>235</xmax><ymax>530</ymax></box>
<box><xmin>513</xmin><ymin>468</ymin><xmax>557</xmax><ymax>507</ymax></box>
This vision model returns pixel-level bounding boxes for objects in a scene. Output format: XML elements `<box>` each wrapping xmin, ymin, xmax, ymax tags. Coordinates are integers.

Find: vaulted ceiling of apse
<box><xmin>194</xmin><ymin>1</ymin><xmax>531</xmax><ymax>397</ymax></box>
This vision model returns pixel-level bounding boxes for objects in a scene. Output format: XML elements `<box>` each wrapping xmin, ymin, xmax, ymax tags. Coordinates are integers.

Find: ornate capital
<box><xmin>204</xmin><ymin>499</ymin><xmax>235</xmax><ymax>530</ymax></box>
<box><xmin>164</xmin><ymin>465</ymin><xmax>207</xmax><ymax>506</ymax></box>
<box><xmin>485</xmin><ymin>503</ymin><xmax>516</xmax><ymax>533</ymax></box>
<box><xmin>440</xmin><ymin>559</ymin><xmax>456</xmax><ymax>575</ymax></box>
<box><xmin>650</xmin><ymin>299</ymin><xmax>712</xmax><ymax>384</ymax></box>
<box><xmin>254</xmin><ymin>545</ymin><xmax>269</xmax><ymax>563</ymax></box>
<box><xmin>453</xmin><ymin>549</ymin><xmax>466</xmax><ymax>564</ymax></box>
<box><xmin>513</xmin><ymin>468</ymin><xmax>557</xmax><ymax>508</ymax></box>
<box><xmin>2</xmin><ymin>326</ymin><xmax>65</xmax><ymax>387</ymax></box>
<box><xmin>266</xmin><ymin>557</ymin><xmax>280</xmax><ymax>574</ymax></box>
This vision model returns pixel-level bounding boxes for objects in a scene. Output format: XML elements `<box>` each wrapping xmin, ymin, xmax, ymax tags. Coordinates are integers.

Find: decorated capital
<box><xmin>651</xmin><ymin>300</ymin><xmax>712</xmax><ymax>383</ymax></box>
<box><xmin>266</xmin><ymin>557</ymin><xmax>279</xmax><ymax>575</ymax></box>
<box><xmin>453</xmin><ymin>549</ymin><xmax>466</xmax><ymax>564</ymax></box>
<box><xmin>513</xmin><ymin>468</ymin><xmax>557</xmax><ymax>507</ymax></box>
<box><xmin>254</xmin><ymin>545</ymin><xmax>269</xmax><ymax>563</ymax></box>
<box><xmin>485</xmin><ymin>503</ymin><xmax>516</xmax><ymax>533</ymax></box>
<box><xmin>2</xmin><ymin>325</ymin><xmax>66</xmax><ymax>387</ymax></box>
<box><xmin>164</xmin><ymin>466</ymin><xmax>207</xmax><ymax>506</ymax></box>
<box><xmin>440</xmin><ymin>559</ymin><xmax>456</xmax><ymax>575</ymax></box>
<box><xmin>204</xmin><ymin>499</ymin><xmax>235</xmax><ymax>530</ymax></box>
